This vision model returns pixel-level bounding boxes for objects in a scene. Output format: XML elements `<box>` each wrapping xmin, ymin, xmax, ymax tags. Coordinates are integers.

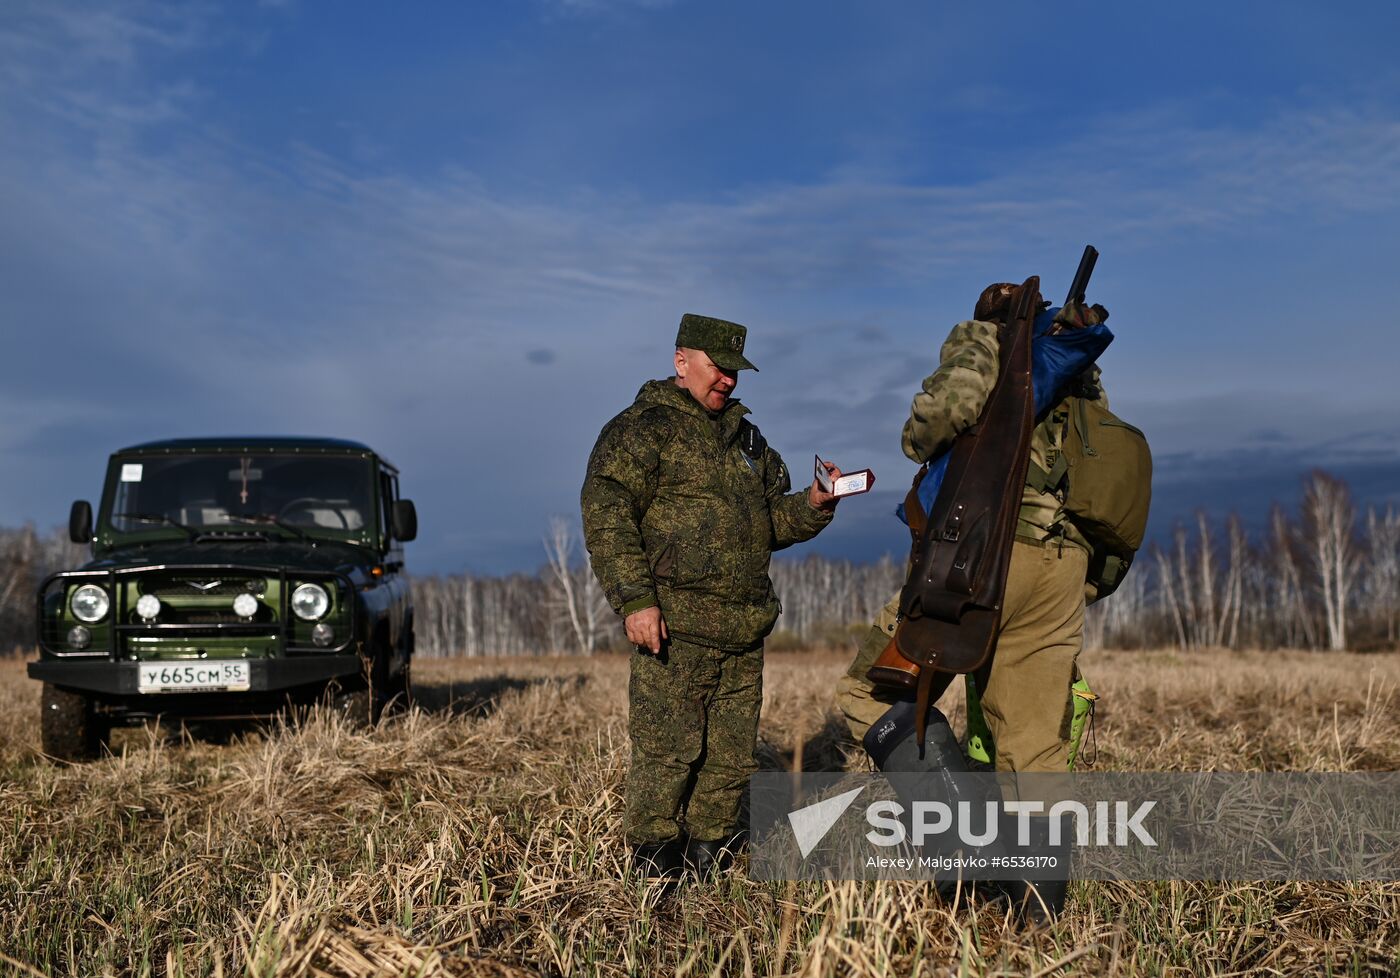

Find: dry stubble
<box><xmin>0</xmin><ymin>648</ymin><xmax>1397</xmax><ymax>977</ymax></box>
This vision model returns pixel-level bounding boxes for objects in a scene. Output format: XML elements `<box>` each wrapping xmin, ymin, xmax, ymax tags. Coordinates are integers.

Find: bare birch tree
<box><xmin>768</xmin><ymin>553</ymin><xmax>902</xmax><ymax>645</ymax></box>
<box><xmin>0</xmin><ymin>525</ymin><xmax>86</xmax><ymax>652</ymax></box>
<box><xmin>1084</xmin><ymin>558</ymin><xmax>1152</xmax><ymax>649</ymax></box>
<box><xmin>1366</xmin><ymin>505</ymin><xmax>1400</xmax><ymax>643</ymax></box>
<box><xmin>543</xmin><ymin>516</ymin><xmax>610</xmax><ymax>654</ymax></box>
<box><xmin>1152</xmin><ymin>513</ymin><xmax>1245</xmax><ymax>649</ymax></box>
<box><xmin>1267</xmin><ymin>505</ymin><xmax>1315</xmax><ymax>648</ymax></box>
<box><xmin>1301</xmin><ymin>471</ymin><xmax>1358</xmax><ymax>651</ymax></box>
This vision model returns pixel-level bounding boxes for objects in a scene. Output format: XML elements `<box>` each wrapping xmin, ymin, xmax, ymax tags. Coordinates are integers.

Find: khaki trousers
<box><xmin>836</xmin><ymin>540</ymin><xmax>1087</xmax><ymax>773</ymax></box>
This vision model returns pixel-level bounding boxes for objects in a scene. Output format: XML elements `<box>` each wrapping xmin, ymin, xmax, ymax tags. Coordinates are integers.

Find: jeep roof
<box><xmin>114</xmin><ymin>436</ymin><xmax>397</xmax><ymax>471</ymax></box>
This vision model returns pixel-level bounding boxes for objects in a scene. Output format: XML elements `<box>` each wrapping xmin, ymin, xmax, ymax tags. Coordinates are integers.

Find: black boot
<box><xmin>863</xmin><ymin>699</ymin><xmax>1000</xmax><ymax>901</ymax></box>
<box><xmin>684</xmin><ymin>837</ymin><xmax>734</xmax><ymax>878</ymax></box>
<box><xmin>998</xmin><ymin>814</ymin><xmax>1071</xmax><ymax>927</ymax></box>
<box><xmin>629</xmin><ymin>840</ymin><xmax>684</xmax><ymax>880</ymax></box>
<box><xmin>1000</xmin><ymin>875</ymin><xmax>1068</xmax><ymax>926</ymax></box>
<box><xmin>863</xmin><ymin>698</ymin><xmax>965</xmax><ymax>773</ymax></box>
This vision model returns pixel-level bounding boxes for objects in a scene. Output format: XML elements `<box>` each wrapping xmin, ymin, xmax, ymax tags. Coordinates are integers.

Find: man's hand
<box><xmin>625</xmin><ymin>606</ymin><xmax>668</xmax><ymax>654</ymax></box>
<box><xmin>809</xmin><ymin>460</ymin><xmax>843</xmax><ymax>513</ymax></box>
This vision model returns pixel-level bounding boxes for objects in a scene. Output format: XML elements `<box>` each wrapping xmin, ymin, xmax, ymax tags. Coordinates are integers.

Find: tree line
<box><xmin>0</xmin><ymin>526</ymin><xmax>86</xmax><ymax>653</ymax></box>
<box><xmin>2</xmin><ymin>470</ymin><xmax>1395</xmax><ymax>656</ymax></box>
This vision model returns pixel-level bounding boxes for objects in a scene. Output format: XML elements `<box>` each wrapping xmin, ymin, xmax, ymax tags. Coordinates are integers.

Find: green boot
<box><xmin>964</xmin><ymin>674</ymin><xmax>995</xmax><ymax>768</ymax></box>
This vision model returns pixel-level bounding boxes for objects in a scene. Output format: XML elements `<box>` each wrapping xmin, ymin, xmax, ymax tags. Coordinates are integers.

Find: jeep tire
<box><xmin>330</xmin><ymin>646</ymin><xmax>388</xmax><ymax>727</ymax></box>
<box><xmin>385</xmin><ymin>623</ymin><xmax>413</xmax><ymax>713</ymax></box>
<box><xmin>40</xmin><ymin>683</ymin><xmax>109</xmax><ymax>761</ymax></box>
<box><xmin>387</xmin><ymin>658</ymin><xmax>412</xmax><ymax>711</ymax></box>
<box><xmin>332</xmin><ymin>686</ymin><xmax>378</xmax><ymax>728</ymax></box>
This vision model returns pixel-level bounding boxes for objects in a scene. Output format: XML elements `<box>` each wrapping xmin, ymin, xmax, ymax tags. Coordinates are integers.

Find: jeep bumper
<box><xmin>28</xmin><ymin>655</ymin><xmax>364</xmax><ymax>696</ymax></box>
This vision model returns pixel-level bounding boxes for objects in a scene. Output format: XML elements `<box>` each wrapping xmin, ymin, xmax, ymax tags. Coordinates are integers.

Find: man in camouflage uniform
<box><xmin>582</xmin><ymin>313</ymin><xmax>841</xmax><ymax>878</ymax></box>
<box><xmin>837</xmin><ymin>285</ymin><xmax>1107</xmax><ymax>766</ymax></box>
<box><xmin>835</xmin><ymin>285</ymin><xmax>1108</xmax><ymax>922</ymax></box>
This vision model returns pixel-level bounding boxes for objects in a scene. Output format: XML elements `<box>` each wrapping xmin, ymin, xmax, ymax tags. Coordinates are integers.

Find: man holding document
<box><xmin>581</xmin><ymin>313</ymin><xmax>845</xmax><ymax>880</ymax></box>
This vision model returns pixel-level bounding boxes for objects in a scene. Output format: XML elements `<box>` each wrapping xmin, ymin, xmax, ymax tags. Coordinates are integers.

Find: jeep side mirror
<box><xmin>391</xmin><ymin>499</ymin><xmax>418</xmax><ymax>542</ymax></box>
<box><xmin>69</xmin><ymin>500</ymin><xmax>93</xmax><ymax>543</ymax></box>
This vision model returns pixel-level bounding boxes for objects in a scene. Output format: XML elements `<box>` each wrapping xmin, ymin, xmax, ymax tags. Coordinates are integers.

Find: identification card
<box><xmin>814</xmin><ymin>456</ymin><xmax>876</xmax><ymax>497</ymax></box>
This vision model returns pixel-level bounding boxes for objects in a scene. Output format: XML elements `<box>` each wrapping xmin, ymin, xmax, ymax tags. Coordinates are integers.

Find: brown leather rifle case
<box><xmin>867</xmin><ymin>276</ymin><xmax>1041</xmax><ymax>744</ymax></box>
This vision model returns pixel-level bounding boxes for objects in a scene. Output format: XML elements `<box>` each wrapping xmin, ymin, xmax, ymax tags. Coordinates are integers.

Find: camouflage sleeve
<box><xmin>580</xmin><ymin>414</ymin><xmax>662</xmax><ymax>617</ymax></box>
<box><xmin>901</xmin><ymin>319</ymin><xmax>1000</xmax><ymax>463</ymax></box>
<box><xmin>764</xmin><ymin>444</ymin><xmax>833</xmax><ymax>551</ymax></box>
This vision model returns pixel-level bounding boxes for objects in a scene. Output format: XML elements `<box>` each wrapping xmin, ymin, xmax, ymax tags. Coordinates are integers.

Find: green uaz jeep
<box><xmin>28</xmin><ymin>437</ymin><xmax>417</xmax><ymax>760</ymax></box>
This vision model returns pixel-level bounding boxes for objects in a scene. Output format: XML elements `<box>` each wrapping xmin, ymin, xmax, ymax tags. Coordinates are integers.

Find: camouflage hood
<box><xmin>631</xmin><ymin>378</ymin><xmax>749</xmax><ymax>437</ymax></box>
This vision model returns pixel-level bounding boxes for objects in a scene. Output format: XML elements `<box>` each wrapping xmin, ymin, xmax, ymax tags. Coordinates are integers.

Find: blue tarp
<box><xmin>895</xmin><ymin>309</ymin><xmax>1113</xmax><ymax>526</ymax></box>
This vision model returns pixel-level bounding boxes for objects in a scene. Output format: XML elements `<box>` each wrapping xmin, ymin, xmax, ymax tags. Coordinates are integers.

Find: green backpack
<box><xmin>1030</xmin><ymin>392</ymin><xmax>1153</xmax><ymax>600</ymax></box>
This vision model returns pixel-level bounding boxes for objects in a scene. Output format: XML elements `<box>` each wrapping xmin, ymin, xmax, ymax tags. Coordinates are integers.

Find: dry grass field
<box><xmin>1</xmin><ymin>648</ymin><xmax>1397</xmax><ymax>978</ymax></box>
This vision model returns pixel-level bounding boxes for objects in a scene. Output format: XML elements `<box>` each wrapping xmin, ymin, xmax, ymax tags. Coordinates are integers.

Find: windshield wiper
<box><xmin>219</xmin><ymin>513</ymin><xmax>310</xmax><ymax>541</ymax></box>
<box><xmin>112</xmin><ymin>512</ymin><xmax>197</xmax><ymax>541</ymax></box>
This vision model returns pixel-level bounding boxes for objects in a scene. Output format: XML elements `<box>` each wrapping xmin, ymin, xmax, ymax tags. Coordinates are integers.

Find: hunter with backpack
<box><xmin>833</xmin><ymin>248</ymin><xmax>1152</xmax><ymax>924</ymax></box>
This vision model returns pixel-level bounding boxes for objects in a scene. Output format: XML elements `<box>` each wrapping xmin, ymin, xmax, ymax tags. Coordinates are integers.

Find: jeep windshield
<box><xmin>100</xmin><ymin>453</ymin><xmax>376</xmax><ymax>546</ymax></box>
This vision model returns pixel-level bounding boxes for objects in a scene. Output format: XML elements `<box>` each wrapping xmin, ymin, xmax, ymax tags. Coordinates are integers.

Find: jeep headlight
<box><xmin>71</xmin><ymin>584</ymin><xmax>110</xmax><ymax>623</ymax></box>
<box><xmin>136</xmin><ymin>594</ymin><xmax>162</xmax><ymax>621</ymax></box>
<box><xmin>291</xmin><ymin>582</ymin><xmax>330</xmax><ymax>621</ymax></box>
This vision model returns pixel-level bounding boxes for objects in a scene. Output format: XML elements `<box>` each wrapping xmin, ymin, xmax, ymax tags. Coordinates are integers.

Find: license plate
<box><xmin>137</xmin><ymin>661</ymin><xmax>251</xmax><ymax>693</ymax></box>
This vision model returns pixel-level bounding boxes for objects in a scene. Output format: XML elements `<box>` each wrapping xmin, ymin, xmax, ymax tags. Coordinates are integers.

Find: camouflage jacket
<box><xmin>582</xmin><ymin>379</ymin><xmax>832</xmax><ymax>650</ymax></box>
<box><xmin>902</xmin><ymin>320</ymin><xmax>1105</xmax><ymax>552</ymax></box>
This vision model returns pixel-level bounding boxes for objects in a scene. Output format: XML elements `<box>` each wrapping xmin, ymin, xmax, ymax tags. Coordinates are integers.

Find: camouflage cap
<box><xmin>675</xmin><ymin>313</ymin><xmax>758</xmax><ymax>371</ymax></box>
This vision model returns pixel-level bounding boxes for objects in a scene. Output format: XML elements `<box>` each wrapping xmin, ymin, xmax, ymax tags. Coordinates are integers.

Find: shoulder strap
<box><xmin>903</xmin><ymin>464</ymin><xmax>931</xmax><ymax>547</ymax></box>
<box><xmin>1025</xmin><ymin>403</ymin><xmax>1072</xmax><ymax>494</ymax></box>
<box><xmin>1024</xmin><ymin>456</ymin><xmax>1067</xmax><ymax>495</ymax></box>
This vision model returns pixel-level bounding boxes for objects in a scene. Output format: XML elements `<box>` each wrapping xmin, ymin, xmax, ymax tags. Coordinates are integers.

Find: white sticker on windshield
<box><xmin>120</xmin><ymin>463</ymin><xmax>143</xmax><ymax>482</ymax></box>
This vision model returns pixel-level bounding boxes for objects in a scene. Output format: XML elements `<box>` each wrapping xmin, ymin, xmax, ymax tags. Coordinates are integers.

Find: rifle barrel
<box><xmin>1065</xmin><ymin>245</ymin><xmax>1098</xmax><ymax>305</ymax></box>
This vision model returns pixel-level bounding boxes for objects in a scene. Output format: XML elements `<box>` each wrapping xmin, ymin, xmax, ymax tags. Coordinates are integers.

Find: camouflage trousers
<box><xmin>836</xmin><ymin>540</ymin><xmax>1087</xmax><ymax>773</ymax></box>
<box><xmin>626</xmin><ymin>637</ymin><xmax>763</xmax><ymax>845</ymax></box>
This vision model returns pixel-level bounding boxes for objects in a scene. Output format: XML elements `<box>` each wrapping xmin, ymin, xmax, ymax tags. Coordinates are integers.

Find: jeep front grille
<box><xmin>144</xmin><ymin>578</ymin><xmax>266</xmax><ymax>598</ymax></box>
<box><xmin>38</xmin><ymin>564</ymin><xmax>355</xmax><ymax>658</ymax></box>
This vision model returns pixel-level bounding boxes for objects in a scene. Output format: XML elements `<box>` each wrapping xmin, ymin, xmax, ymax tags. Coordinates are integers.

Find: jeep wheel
<box><xmin>40</xmin><ymin>684</ymin><xmax>110</xmax><ymax>762</ymax></box>
<box><xmin>385</xmin><ymin>659</ymin><xmax>413</xmax><ymax>714</ymax></box>
<box><xmin>331</xmin><ymin>686</ymin><xmax>379</xmax><ymax>728</ymax></box>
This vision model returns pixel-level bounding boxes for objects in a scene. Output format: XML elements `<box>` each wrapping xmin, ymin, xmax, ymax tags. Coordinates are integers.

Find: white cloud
<box><xmin>7</xmin><ymin>5</ymin><xmax>1400</xmax><ymax>338</ymax></box>
<box><xmin>4</xmin><ymin>2</ymin><xmax>1400</xmax><ymax>567</ymax></box>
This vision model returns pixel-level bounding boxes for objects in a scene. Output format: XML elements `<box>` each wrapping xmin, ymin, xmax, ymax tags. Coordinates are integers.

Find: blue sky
<box><xmin>3</xmin><ymin>1</ymin><xmax>1399</xmax><ymax>572</ymax></box>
